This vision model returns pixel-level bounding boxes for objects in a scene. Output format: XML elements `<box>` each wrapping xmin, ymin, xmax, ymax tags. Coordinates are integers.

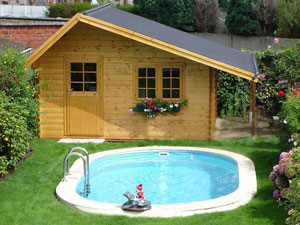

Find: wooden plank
<box><xmin>250</xmin><ymin>81</ymin><xmax>256</xmax><ymax>137</ymax></box>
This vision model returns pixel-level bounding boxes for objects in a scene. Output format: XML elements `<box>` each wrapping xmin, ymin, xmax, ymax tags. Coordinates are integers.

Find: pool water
<box><xmin>76</xmin><ymin>151</ymin><xmax>239</xmax><ymax>205</ymax></box>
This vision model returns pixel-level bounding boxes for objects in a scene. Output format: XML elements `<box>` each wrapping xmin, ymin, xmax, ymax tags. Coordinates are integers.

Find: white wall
<box><xmin>0</xmin><ymin>5</ymin><xmax>48</xmax><ymax>17</ymax></box>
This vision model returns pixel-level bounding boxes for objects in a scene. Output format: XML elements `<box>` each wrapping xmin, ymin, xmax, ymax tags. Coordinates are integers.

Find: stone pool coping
<box><xmin>56</xmin><ymin>146</ymin><xmax>257</xmax><ymax>217</ymax></box>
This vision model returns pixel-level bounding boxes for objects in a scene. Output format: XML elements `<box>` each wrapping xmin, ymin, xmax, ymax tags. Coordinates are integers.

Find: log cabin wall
<box><xmin>36</xmin><ymin>22</ymin><xmax>217</xmax><ymax>140</ymax></box>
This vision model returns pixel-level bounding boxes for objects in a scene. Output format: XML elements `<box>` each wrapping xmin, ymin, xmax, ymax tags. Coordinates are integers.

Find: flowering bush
<box><xmin>0</xmin><ymin>48</ymin><xmax>39</xmax><ymax>177</ymax></box>
<box><xmin>129</xmin><ymin>98</ymin><xmax>187</xmax><ymax>118</ymax></box>
<box><xmin>270</xmin><ymin>148</ymin><xmax>300</xmax><ymax>224</ymax></box>
<box><xmin>279</xmin><ymin>88</ymin><xmax>300</xmax><ymax>150</ymax></box>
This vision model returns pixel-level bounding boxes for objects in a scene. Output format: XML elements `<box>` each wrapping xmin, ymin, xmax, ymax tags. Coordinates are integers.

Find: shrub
<box><xmin>223</xmin><ymin>0</ymin><xmax>260</xmax><ymax>35</ymax></box>
<box><xmin>269</xmin><ymin>148</ymin><xmax>300</xmax><ymax>224</ymax></box>
<box><xmin>279</xmin><ymin>89</ymin><xmax>300</xmax><ymax>150</ymax></box>
<box><xmin>0</xmin><ymin>48</ymin><xmax>39</xmax><ymax>138</ymax></box>
<box><xmin>0</xmin><ymin>92</ymin><xmax>30</xmax><ymax>176</ymax></box>
<box><xmin>217</xmin><ymin>43</ymin><xmax>300</xmax><ymax>118</ymax></box>
<box><xmin>217</xmin><ymin>71</ymin><xmax>249</xmax><ymax>118</ymax></box>
<box><xmin>276</xmin><ymin>0</ymin><xmax>300</xmax><ymax>38</ymax></box>
<box><xmin>46</xmin><ymin>3</ymin><xmax>98</xmax><ymax>18</ymax></box>
<box><xmin>0</xmin><ymin>48</ymin><xmax>39</xmax><ymax>177</ymax></box>
<box><xmin>138</xmin><ymin>0</ymin><xmax>196</xmax><ymax>32</ymax></box>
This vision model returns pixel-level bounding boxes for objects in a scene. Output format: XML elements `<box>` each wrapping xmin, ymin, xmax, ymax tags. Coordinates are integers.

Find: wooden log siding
<box><xmin>36</xmin><ymin>22</ymin><xmax>216</xmax><ymax>140</ymax></box>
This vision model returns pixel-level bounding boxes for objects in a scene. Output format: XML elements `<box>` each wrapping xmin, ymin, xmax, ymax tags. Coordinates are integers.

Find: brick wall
<box><xmin>0</xmin><ymin>25</ymin><xmax>62</xmax><ymax>49</ymax></box>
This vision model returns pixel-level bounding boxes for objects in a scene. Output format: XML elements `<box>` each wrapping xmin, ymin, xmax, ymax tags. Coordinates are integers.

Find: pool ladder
<box><xmin>63</xmin><ymin>147</ymin><xmax>90</xmax><ymax>197</ymax></box>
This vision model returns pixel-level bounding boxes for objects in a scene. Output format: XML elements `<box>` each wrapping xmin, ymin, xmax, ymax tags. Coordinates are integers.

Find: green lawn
<box><xmin>0</xmin><ymin>138</ymin><xmax>286</xmax><ymax>225</ymax></box>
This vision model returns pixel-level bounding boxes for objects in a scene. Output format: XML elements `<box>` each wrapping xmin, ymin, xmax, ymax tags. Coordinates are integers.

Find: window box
<box><xmin>130</xmin><ymin>98</ymin><xmax>187</xmax><ymax>118</ymax></box>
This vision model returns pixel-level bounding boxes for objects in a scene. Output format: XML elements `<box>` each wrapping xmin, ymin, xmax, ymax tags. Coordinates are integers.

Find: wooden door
<box><xmin>66</xmin><ymin>59</ymin><xmax>103</xmax><ymax>137</ymax></box>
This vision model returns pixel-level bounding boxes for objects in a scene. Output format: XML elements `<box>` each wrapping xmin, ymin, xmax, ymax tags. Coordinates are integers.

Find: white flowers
<box><xmin>283</xmin><ymin>120</ymin><xmax>287</xmax><ymax>124</ymax></box>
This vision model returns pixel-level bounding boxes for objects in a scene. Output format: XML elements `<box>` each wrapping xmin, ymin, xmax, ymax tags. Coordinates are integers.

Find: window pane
<box><xmin>71</xmin><ymin>63</ymin><xmax>82</xmax><ymax>71</ymax></box>
<box><xmin>163</xmin><ymin>68</ymin><xmax>170</xmax><ymax>77</ymax></box>
<box><xmin>163</xmin><ymin>90</ymin><xmax>170</xmax><ymax>98</ymax></box>
<box><xmin>138</xmin><ymin>78</ymin><xmax>146</xmax><ymax>88</ymax></box>
<box><xmin>138</xmin><ymin>89</ymin><xmax>146</xmax><ymax>98</ymax></box>
<box><xmin>148</xmin><ymin>79</ymin><xmax>155</xmax><ymax>88</ymax></box>
<box><xmin>148</xmin><ymin>89</ymin><xmax>155</xmax><ymax>98</ymax></box>
<box><xmin>172</xmin><ymin>79</ymin><xmax>180</xmax><ymax>88</ymax></box>
<box><xmin>138</xmin><ymin>68</ymin><xmax>146</xmax><ymax>77</ymax></box>
<box><xmin>163</xmin><ymin>79</ymin><xmax>170</xmax><ymax>88</ymax></box>
<box><xmin>71</xmin><ymin>83</ymin><xmax>83</xmax><ymax>91</ymax></box>
<box><xmin>172</xmin><ymin>68</ymin><xmax>180</xmax><ymax>77</ymax></box>
<box><xmin>71</xmin><ymin>73</ymin><xmax>83</xmax><ymax>82</ymax></box>
<box><xmin>148</xmin><ymin>68</ymin><xmax>156</xmax><ymax>77</ymax></box>
<box><xmin>172</xmin><ymin>90</ymin><xmax>180</xmax><ymax>98</ymax></box>
<box><xmin>85</xmin><ymin>73</ymin><xmax>97</xmax><ymax>82</ymax></box>
<box><xmin>84</xmin><ymin>83</ymin><xmax>97</xmax><ymax>92</ymax></box>
<box><xmin>84</xmin><ymin>63</ymin><xmax>96</xmax><ymax>71</ymax></box>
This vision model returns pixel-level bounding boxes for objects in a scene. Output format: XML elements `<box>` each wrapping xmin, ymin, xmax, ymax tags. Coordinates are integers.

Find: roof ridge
<box><xmin>82</xmin><ymin>3</ymin><xmax>110</xmax><ymax>15</ymax></box>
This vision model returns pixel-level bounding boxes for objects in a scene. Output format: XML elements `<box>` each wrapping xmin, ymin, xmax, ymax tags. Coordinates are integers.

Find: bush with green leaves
<box><xmin>217</xmin><ymin>71</ymin><xmax>249</xmax><ymax>118</ymax></box>
<box><xmin>46</xmin><ymin>2</ymin><xmax>98</xmax><ymax>18</ymax></box>
<box><xmin>276</xmin><ymin>0</ymin><xmax>300</xmax><ymax>39</ymax></box>
<box><xmin>138</xmin><ymin>0</ymin><xmax>196</xmax><ymax>32</ymax></box>
<box><xmin>0</xmin><ymin>48</ymin><xmax>39</xmax><ymax>138</ymax></box>
<box><xmin>0</xmin><ymin>92</ymin><xmax>30</xmax><ymax>176</ymax></box>
<box><xmin>217</xmin><ymin>43</ymin><xmax>300</xmax><ymax>118</ymax></box>
<box><xmin>0</xmin><ymin>48</ymin><xmax>39</xmax><ymax>176</ymax></box>
<box><xmin>220</xmin><ymin>0</ymin><xmax>260</xmax><ymax>35</ymax></box>
<box><xmin>279</xmin><ymin>89</ymin><xmax>300</xmax><ymax>150</ymax></box>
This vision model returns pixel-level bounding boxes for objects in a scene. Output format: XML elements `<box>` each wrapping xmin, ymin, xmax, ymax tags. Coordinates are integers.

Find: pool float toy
<box><xmin>122</xmin><ymin>184</ymin><xmax>151</xmax><ymax>211</ymax></box>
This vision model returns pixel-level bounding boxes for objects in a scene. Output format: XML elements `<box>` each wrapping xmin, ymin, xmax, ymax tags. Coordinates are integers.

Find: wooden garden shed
<box><xmin>26</xmin><ymin>4</ymin><xmax>259</xmax><ymax>141</ymax></box>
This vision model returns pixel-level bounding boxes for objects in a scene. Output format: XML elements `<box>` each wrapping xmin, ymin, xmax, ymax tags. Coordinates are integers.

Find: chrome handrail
<box><xmin>63</xmin><ymin>148</ymin><xmax>90</xmax><ymax>197</ymax></box>
<box><xmin>67</xmin><ymin>147</ymin><xmax>90</xmax><ymax>185</ymax></box>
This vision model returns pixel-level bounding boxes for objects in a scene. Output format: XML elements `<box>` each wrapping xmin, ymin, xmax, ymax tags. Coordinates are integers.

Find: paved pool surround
<box><xmin>56</xmin><ymin>146</ymin><xmax>257</xmax><ymax>217</ymax></box>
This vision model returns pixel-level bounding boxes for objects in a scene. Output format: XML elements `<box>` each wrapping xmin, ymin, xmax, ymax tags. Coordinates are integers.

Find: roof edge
<box><xmin>25</xmin><ymin>13</ymin><xmax>82</xmax><ymax>67</ymax></box>
<box><xmin>252</xmin><ymin>53</ymin><xmax>260</xmax><ymax>81</ymax></box>
<box><xmin>82</xmin><ymin>3</ymin><xmax>110</xmax><ymax>15</ymax></box>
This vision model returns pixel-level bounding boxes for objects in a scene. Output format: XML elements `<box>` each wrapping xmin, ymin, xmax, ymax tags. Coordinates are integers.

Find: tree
<box><xmin>221</xmin><ymin>0</ymin><xmax>260</xmax><ymax>35</ymax></box>
<box><xmin>276</xmin><ymin>0</ymin><xmax>300</xmax><ymax>38</ymax></box>
<box><xmin>194</xmin><ymin>0</ymin><xmax>218</xmax><ymax>33</ymax></box>
<box><xmin>138</xmin><ymin>0</ymin><xmax>196</xmax><ymax>32</ymax></box>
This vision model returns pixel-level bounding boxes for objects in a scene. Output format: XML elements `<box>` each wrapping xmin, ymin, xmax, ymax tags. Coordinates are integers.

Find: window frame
<box><xmin>66</xmin><ymin>60</ymin><xmax>100</xmax><ymax>97</ymax></box>
<box><xmin>134</xmin><ymin>64</ymin><xmax>185</xmax><ymax>102</ymax></box>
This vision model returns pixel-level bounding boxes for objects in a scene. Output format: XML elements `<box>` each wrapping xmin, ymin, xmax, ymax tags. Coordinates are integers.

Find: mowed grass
<box><xmin>0</xmin><ymin>137</ymin><xmax>286</xmax><ymax>225</ymax></box>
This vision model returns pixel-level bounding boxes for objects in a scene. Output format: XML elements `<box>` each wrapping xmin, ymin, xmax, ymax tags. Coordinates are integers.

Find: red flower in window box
<box><xmin>293</xmin><ymin>91</ymin><xmax>297</xmax><ymax>95</ymax></box>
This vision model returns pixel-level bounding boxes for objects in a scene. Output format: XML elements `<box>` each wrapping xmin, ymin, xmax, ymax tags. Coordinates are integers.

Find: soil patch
<box><xmin>215</xmin><ymin>116</ymin><xmax>278</xmax><ymax>140</ymax></box>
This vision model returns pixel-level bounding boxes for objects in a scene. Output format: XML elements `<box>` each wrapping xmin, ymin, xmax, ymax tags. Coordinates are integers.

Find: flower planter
<box><xmin>136</xmin><ymin>104</ymin><xmax>145</xmax><ymax>112</ymax></box>
<box><xmin>170</xmin><ymin>104</ymin><xmax>180</xmax><ymax>112</ymax></box>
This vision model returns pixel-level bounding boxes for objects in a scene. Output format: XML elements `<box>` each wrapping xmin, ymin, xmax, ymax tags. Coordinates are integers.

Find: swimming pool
<box><xmin>56</xmin><ymin>146</ymin><xmax>257</xmax><ymax>217</ymax></box>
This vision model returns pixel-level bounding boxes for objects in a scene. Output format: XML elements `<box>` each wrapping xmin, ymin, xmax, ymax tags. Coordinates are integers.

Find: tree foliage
<box><xmin>194</xmin><ymin>0</ymin><xmax>218</xmax><ymax>33</ymax></box>
<box><xmin>138</xmin><ymin>0</ymin><xmax>196</xmax><ymax>32</ymax></box>
<box><xmin>220</xmin><ymin>0</ymin><xmax>260</xmax><ymax>35</ymax></box>
<box><xmin>276</xmin><ymin>0</ymin><xmax>300</xmax><ymax>38</ymax></box>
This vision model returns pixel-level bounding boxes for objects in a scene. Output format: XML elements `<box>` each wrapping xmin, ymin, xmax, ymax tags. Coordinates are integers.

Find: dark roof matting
<box><xmin>84</xmin><ymin>4</ymin><xmax>257</xmax><ymax>75</ymax></box>
<box><xmin>0</xmin><ymin>38</ymin><xmax>28</xmax><ymax>51</ymax></box>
